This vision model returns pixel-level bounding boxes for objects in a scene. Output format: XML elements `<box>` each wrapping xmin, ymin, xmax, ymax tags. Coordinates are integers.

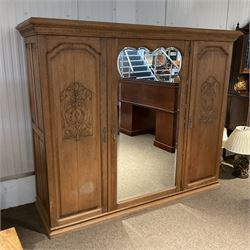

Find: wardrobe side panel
<box><xmin>25</xmin><ymin>40</ymin><xmax>50</xmax><ymax>222</ymax></box>
<box><xmin>184</xmin><ymin>41</ymin><xmax>233</xmax><ymax>188</ymax></box>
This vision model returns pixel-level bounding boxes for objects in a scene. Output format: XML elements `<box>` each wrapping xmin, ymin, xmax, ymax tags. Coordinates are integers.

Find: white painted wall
<box><xmin>165</xmin><ymin>0</ymin><xmax>229</xmax><ymax>29</ymax></box>
<box><xmin>0</xmin><ymin>175</ymin><xmax>36</xmax><ymax>209</ymax></box>
<box><xmin>0</xmin><ymin>0</ymin><xmax>249</xmax><ymax>209</ymax></box>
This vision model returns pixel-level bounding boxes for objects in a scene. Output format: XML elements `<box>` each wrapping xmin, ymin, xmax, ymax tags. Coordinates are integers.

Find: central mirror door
<box><xmin>116</xmin><ymin>45</ymin><xmax>183</xmax><ymax>203</ymax></box>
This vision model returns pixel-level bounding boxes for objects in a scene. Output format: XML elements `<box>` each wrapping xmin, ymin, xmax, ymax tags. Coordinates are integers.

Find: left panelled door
<box><xmin>45</xmin><ymin>37</ymin><xmax>107</xmax><ymax>227</ymax></box>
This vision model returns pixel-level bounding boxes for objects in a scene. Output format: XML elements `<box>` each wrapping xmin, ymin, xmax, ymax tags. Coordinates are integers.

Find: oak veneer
<box><xmin>183</xmin><ymin>42</ymin><xmax>234</xmax><ymax>188</ymax></box>
<box><xmin>17</xmin><ymin>17</ymin><xmax>240</xmax><ymax>237</ymax></box>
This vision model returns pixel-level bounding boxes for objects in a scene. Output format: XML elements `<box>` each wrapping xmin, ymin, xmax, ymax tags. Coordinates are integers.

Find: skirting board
<box><xmin>0</xmin><ymin>175</ymin><xmax>36</xmax><ymax>210</ymax></box>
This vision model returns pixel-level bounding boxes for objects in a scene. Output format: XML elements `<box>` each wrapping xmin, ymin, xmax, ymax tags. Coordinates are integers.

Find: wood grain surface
<box><xmin>16</xmin><ymin>18</ymin><xmax>240</xmax><ymax>237</ymax></box>
<box><xmin>0</xmin><ymin>228</ymin><xmax>23</xmax><ymax>250</ymax></box>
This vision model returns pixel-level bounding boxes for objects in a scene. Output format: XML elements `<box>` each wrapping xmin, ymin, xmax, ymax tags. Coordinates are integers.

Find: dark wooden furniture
<box><xmin>227</xmin><ymin>94</ymin><xmax>249</xmax><ymax>129</ymax></box>
<box><xmin>119</xmin><ymin>79</ymin><xmax>179</xmax><ymax>153</ymax></box>
<box><xmin>17</xmin><ymin>18</ymin><xmax>240</xmax><ymax>237</ymax></box>
<box><xmin>226</xmin><ymin>23</ymin><xmax>249</xmax><ymax>131</ymax></box>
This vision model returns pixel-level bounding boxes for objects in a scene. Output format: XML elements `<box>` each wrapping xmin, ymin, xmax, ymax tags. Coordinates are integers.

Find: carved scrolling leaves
<box><xmin>60</xmin><ymin>82</ymin><xmax>93</xmax><ymax>140</ymax></box>
<box><xmin>199</xmin><ymin>76</ymin><xmax>220</xmax><ymax>123</ymax></box>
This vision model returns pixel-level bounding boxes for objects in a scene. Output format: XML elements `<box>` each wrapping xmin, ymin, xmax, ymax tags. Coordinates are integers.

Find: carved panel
<box><xmin>199</xmin><ymin>76</ymin><xmax>220</xmax><ymax>123</ymax></box>
<box><xmin>60</xmin><ymin>82</ymin><xmax>93</xmax><ymax>140</ymax></box>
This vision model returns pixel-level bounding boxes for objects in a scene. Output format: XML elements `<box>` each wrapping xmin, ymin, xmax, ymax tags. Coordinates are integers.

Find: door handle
<box><xmin>188</xmin><ymin>118</ymin><xmax>193</xmax><ymax>129</ymax></box>
<box><xmin>112</xmin><ymin>127</ymin><xmax>117</xmax><ymax>141</ymax></box>
<box><xmin>102</xmin><ymin>127</ymin><xmax>107</xmax><ymax>143</ymax></box>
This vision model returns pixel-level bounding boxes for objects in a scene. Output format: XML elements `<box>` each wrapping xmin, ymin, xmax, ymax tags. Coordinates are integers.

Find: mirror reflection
<box><xmin>117</xmin><ymin>47</ymin><xmax>182</xmax><ymax>83</ymax></box>
<box><xmin>117</xmin><ymin>47</ymin><xmax>182</xmax><ymax>202</ymax></box>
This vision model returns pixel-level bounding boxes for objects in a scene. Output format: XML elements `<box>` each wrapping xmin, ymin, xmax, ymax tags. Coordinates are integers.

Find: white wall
<box><xmin>0</xmin><ymin>0</ymin><xmax>249</xmax><ymax>209</ymax></box>
<box><xmin>0</xmin><ymin>175</ymin><xmax>36</xmax><ymax>209</ymax></box>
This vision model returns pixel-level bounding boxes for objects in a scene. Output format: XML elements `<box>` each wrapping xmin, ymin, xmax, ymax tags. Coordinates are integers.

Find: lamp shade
<box><xmin>222</xmin><ymin>128</ymin><xmax>228</xmax><ymax>148</ymax></box>
<box><xmin>224</xmin><ymin>126</ymin><xmax>250</xmax><ymax>155</ymax></box>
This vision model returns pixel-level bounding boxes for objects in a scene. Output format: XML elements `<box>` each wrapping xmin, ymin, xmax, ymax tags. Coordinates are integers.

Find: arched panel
<box><xmin>184</xmin><ymin>42</ymin><xmax>233</xmax><ymax>188</ymax></box>
<box><xmin>47</xmin><ymin>42</ymin><xmax>104</xmax><ymax>220</ymax></box>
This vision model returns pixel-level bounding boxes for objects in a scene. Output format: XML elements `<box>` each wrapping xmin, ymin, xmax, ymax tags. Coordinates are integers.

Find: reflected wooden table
<box><xmin>119</xmin><ymin>79</ymin><xmax>180</xmax><ymax>153</ymax></box>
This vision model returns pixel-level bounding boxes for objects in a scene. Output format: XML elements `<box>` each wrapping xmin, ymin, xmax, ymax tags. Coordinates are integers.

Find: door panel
<box><xmin>109</xmin><ymin>38</ymin><xmax>190</xmax><ymax>209</ymax></box>
<box><xmin>184</xmin><ymin>41</ymin><xmax>233</xmax><ymax>188</ymax></box>
<box><xmin>47</xmin><ymin>39</ymin><xmax>106</xmax><ymax>222</ymax></box>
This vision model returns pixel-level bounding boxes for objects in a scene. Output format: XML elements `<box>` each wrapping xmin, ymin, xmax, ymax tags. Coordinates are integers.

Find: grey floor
<box><xmin>117</xmin><ymin>133</ymin><xmax>176</xmax><ymax>201</ymax></box>
<box><xmin>1</xmin><ymin>164</ymin><xmax>249</xmax><ymax>250</ymax></box>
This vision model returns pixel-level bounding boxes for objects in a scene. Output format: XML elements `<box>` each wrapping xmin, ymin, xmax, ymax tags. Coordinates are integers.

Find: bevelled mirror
<box><xmin>116</xmin><ymin>46</ymin><xmax>182</xmax><ymax>202</ymax></box>
<box><xmin>117</xmin><ymin>47</ymin><xmax>182</xmax><ymax>83</ymax></box>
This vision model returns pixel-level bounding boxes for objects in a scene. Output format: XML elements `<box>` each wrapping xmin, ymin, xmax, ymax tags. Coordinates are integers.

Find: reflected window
<box><xmin>117</xmin><ymin>47</ymin><xmax>182</xmax><ymax>83</ymax></box>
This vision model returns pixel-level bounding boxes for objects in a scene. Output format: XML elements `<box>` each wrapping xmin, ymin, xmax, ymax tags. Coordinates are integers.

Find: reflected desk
<box><xmin>119</xmin><ymin>79</ymin><xmax>180</xmax><ymax>153</ymax></box>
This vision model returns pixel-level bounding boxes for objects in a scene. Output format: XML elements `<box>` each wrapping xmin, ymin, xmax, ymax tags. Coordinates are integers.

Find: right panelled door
<box><xmin>183</xmin><ymin>41</ymin><xmax>233</xmax><ymax>189</ymax></box>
